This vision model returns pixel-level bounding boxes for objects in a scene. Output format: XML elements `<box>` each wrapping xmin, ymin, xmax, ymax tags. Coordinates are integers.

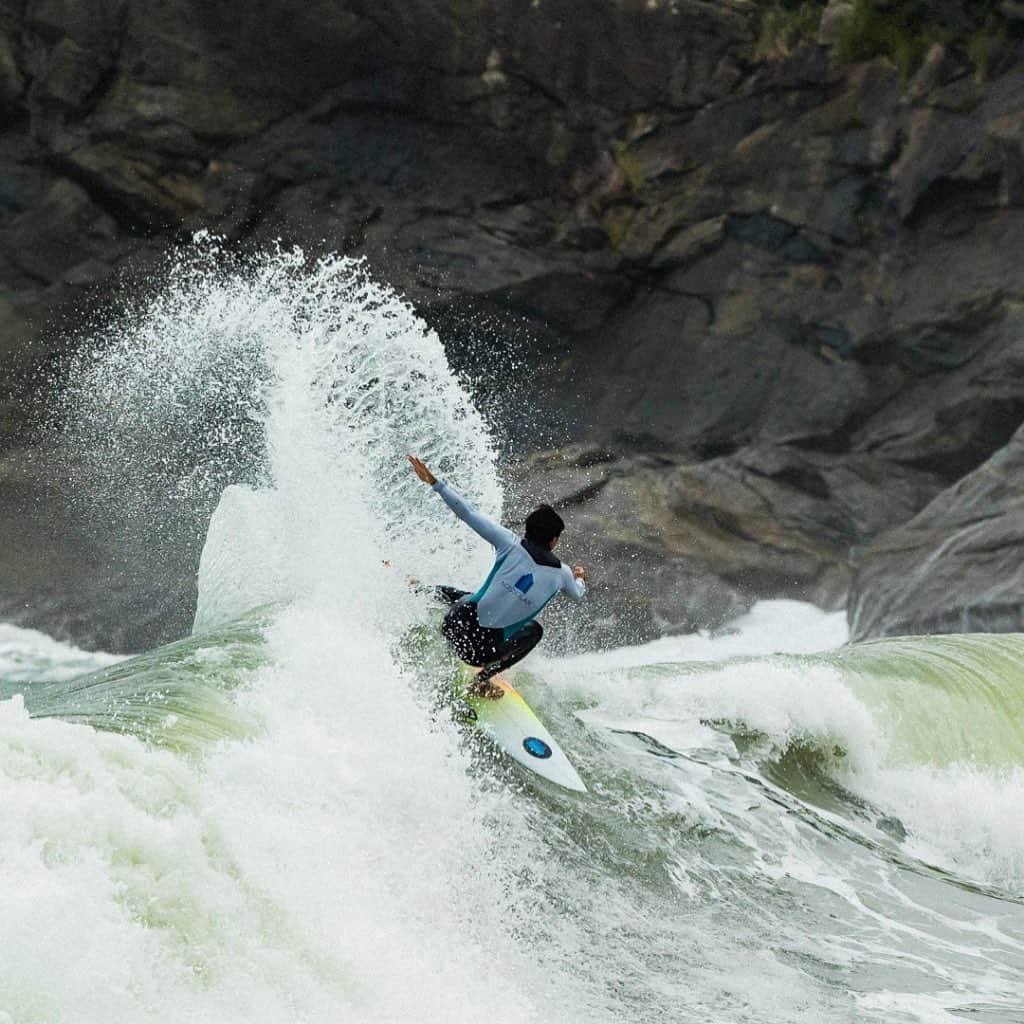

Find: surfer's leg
<box><xmin>477</xmin><ymin>622</ymin><xmax>543</xmax><ymax>681</ymax></box>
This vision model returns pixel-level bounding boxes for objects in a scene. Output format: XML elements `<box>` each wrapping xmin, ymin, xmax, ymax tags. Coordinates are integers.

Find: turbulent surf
<box><xmin>2</xmin><ymin>242</ymin><xmax>1022</xmax><ymax>1024</ymax></box>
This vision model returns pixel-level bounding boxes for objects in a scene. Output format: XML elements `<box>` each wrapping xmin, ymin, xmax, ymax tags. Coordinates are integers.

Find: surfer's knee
<box><xmin>511</xmin><ymin>621</ymin><xmax>542</xmax><ymax>649</ymax></box>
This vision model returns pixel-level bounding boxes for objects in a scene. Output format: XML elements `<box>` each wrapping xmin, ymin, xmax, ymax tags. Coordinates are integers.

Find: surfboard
<box><xmin>453</xmin><ymin>663</ymin><xmax>587</xmax><ymax>792</ymax></box>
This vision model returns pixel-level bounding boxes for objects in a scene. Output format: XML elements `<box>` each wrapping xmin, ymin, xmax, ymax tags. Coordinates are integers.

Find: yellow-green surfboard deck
<box><xmin>454</xmin><ymin>663</ymin><xmax>586</xmax><ymax>792</ymax></box>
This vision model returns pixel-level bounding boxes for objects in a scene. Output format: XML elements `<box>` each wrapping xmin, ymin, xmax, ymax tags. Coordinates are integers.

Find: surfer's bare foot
<box><xmin>468</xmin><ymin>678</ymin><xmax>504</xmax><ymax>700</ymax></box>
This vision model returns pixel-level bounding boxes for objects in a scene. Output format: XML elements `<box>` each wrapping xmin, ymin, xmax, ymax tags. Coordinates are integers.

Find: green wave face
<box><xmin>1</xmin><ymin>614</ymin><xmax>270</xmax><ymax>755</ymax></box>
<box><xmin>831</xmin><ymin>633</ymin><xmax>1024</xmax><ymax>769</ymax></box>
<box><xmin>611</xmin><ymin>632</ymin><xmax>1024</xmax><ymax>772</ymax></box>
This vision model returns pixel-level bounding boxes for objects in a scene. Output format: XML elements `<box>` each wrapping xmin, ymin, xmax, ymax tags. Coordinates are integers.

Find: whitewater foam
<box><xmin>12</xmin><ymin>240</ymin><xmax>599</xmax><ymax>1022</ymax></box>
<box><xmin>6</xmin><ymin>239</ymin><xmax>1023</xmax><ymax>1023</ymax></box>
<box><xmin>0</xmin><ymin>623</ymin><xmax>123</xmax><ymax>684</ymax></box>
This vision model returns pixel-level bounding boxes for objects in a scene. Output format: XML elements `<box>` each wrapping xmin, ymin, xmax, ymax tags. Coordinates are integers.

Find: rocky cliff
<box><xmin>848</xmin><ymin>419</ymin><xmax>1024</xmax><ymax>638</ymax></box>
<box><xmin>2</xmin><ymin>0</ymin><xmax>1024</xmax><ymax>649</ymax></box>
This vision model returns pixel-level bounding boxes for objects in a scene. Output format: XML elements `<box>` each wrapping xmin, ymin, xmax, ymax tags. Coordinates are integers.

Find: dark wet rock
<box><xmin>849</xmin><ymin>423</ymin><xmax>1024</xmax><ymax>640</ymax></box>
<box><xmin>510</xmin><ymin>441</ymin><xmax>945</xmax><ymax>645</ymax></box>
<box><xmin>876</xmin><ymin>815</ymin><xmax>908</xmax><ymax>843</ymax></box>
<box><xmin>507</xmin><ymin>447</ymin><xmax>753</xmax><ymax>646</ymax></box>
<box><xmin>817</xmin><ymin>1</ymin><xmax>855</xmax><ymax>47</ymax></box>
<box><xmin>572</xmin><ymin>273</ymin><xmax>906</xmax><ymax>454</ymax></box>
<box><xmin>0</xmin><ymin>449</ymin><xmax>197</xmax><ymax>651</ymax></box>
<box><xmin>1</xmin><ymin>1</ymin><xmax>1024</xmax><ymax>646</ymax></box>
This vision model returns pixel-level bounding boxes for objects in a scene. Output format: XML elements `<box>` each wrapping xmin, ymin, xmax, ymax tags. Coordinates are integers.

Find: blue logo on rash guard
<box><xmin>514</xmin><ymin>573</ymin><xmax>534</xmax><ymax>594</ymax></box>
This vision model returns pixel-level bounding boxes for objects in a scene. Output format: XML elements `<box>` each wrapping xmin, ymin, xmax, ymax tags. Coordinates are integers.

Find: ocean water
<box><xmin>2</xmin><ymin>242</ymin><xmax>1022</xmax><ymax>1023</ymax></box>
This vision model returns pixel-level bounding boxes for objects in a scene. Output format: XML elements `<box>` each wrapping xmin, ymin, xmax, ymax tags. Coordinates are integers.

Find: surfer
<box><xmin>407</xmin><ymin>455</ymin><xmax>587</xmax><ymax>698</ymax></box>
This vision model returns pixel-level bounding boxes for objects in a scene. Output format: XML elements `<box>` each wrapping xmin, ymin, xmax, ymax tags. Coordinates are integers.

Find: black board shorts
<box><xmin>441</xmin><ymin>600</ymin><xmax>504</xmax><ymax>667</ymax></box>
<box><xmin>438</xmin><ymin>588</ymin><xmax>544</xmax><ymax>677</ymax></box>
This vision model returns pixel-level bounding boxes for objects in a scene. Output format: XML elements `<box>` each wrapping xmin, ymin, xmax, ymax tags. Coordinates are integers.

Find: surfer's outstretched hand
<box><xmin>573</xmin><ymin>565</ymin><xmax>587</xmax><ymax>582</ymax></box>
<box><xmin>407</xmin><ymin>454</ymin><xmax>437</xmax><ymax>486</ymax></box>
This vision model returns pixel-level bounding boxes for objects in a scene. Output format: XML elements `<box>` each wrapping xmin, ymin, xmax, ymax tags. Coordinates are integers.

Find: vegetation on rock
<box><xmin>833</xmin><ymin>0</ymin><xmax>1019</xmax><ymax>79</ymax></box>
<box><xmin>756</xmin><ymin>0</ymin><xmax>1020</xmax><ymax>80</ymax></box>
<box><xmin>756</xmin><ymin>0</ymin><xmax>826</xmax><ymax>58</ymax></box>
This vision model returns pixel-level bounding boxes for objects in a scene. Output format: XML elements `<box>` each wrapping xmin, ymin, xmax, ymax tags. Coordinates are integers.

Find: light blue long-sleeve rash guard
<box><xmin>432</xmin><ymin>479</ymin><xmax>586</xmax><ymax>636</ymax></box>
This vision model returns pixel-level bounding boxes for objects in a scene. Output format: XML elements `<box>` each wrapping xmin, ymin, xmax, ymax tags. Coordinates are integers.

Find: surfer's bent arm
<box><xmin>432</xmin><ymin>479</ymin><xmax>518</xmax><ymax>552</ymax></box>
<box><xmin>561</xmin><ymin>565</ymin><xmax>587</xmax><ymax>601</ymax></box>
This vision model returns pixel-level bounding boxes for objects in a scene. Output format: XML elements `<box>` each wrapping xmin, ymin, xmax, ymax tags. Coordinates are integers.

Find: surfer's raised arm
<box><xmin>407</xmin><ymin>455</ymin><xmax>516</xmax><ymax>551</ymax></box>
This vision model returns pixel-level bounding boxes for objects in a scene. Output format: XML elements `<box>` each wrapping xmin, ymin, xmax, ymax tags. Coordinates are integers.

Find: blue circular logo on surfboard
<box><xmin>523</xmin><ymin>736</ymin><xmax>552</xmax><ymax>759</ymax></box>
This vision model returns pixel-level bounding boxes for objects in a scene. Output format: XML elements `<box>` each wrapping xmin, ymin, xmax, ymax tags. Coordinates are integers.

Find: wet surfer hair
<box><xmin>525</xmin><ymin>505</ymin><xmax>564</xmax><ymax>545</ymax></box>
